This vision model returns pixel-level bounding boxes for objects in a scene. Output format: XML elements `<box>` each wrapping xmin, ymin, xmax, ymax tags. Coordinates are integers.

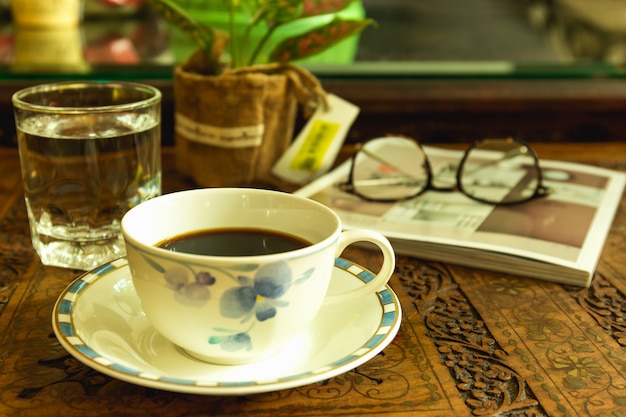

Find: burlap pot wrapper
<box><xmin>174</xmin><ymin>63</ymin><xmax>327</xmax><ymax>188</ymax></box>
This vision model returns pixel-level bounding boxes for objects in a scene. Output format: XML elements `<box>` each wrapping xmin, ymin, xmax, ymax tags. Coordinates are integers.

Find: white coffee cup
<box><xmin>121</xmin><ymin>188</ymin><xmax>395</xmax><ymax>365</ymax></box>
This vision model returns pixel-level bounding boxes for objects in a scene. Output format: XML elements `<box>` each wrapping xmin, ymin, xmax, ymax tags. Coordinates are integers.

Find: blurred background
<box><xmin>3</xmin><ymin>0</ymin><xmax>626</xmax><ymax>147</ymax></box>
<box><xmin>2</xmin><ymin>0</ymin><xmax>626</xmax><ymax>76</ymax></box>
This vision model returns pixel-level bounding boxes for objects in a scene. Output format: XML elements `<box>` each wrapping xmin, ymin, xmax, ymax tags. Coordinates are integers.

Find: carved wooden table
<box><xmin>1</xmin><ymin>143</ymin><xmax>625</xmax><ymax>417</ymax></box>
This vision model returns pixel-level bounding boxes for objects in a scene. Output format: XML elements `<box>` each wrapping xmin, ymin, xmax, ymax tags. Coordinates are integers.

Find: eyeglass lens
<box><xmin>459</xmin><ymin>138</ymin><xmax>541</xmax><ymax>204</ymax></box>
<box><xmin>352</xmin><ymin>137</ymin><xmax>428</xmax><ymax>201</ymax></box>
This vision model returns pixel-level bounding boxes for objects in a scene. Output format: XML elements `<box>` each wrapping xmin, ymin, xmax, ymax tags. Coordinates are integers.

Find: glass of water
<box><xmin>13</xmin><ymin>81</ymin><xmax>162</xmax><ymax>270</ymax></box>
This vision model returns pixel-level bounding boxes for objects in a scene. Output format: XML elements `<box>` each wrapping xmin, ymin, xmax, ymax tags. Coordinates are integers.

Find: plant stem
<box><xmin>241</xmin><ymin>6</ymin><xmax>265</xmax><ymax>68</ymax></box>
<box><xmin>228</xmin><ymin>5</ymin><xmax>239</xmax><ymax>68</ymax></box>
<box><xmin>248</xmin><ymin>25</ymin><xmax>277</xmax><ymax>66</ymax></box>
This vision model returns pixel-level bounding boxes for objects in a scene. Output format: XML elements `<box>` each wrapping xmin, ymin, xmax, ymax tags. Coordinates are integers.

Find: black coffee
<box><xmin>157</xmin><ymin>228</ymin><xmax>311</xmax><ymax>256</ymax></box>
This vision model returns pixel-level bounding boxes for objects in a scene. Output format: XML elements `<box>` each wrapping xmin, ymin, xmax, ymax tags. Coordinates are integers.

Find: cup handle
<box><xmin>323</xmin><ymin>229</ymin><xmax>395</xmax><ymax>305</ymax></box>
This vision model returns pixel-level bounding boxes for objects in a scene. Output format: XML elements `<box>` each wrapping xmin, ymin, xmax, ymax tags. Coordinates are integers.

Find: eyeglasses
<box><xmin>338</xmin><ymin>136</ymin><xmax>551</xmax><ymax>205</ymax></box>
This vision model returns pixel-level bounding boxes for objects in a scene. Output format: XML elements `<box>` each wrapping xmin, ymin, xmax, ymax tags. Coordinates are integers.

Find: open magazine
<box><xmin>294</xmin><ymin>142</ymin><xmax>626</xmax><ymax>287</ymax></box>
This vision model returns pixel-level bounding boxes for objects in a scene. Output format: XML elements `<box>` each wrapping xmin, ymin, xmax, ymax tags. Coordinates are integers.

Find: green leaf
<box><xmin>208</xmin><ymin>335</ymin><xmax>225</xmax><ymax>344</ymax></box>
<box><xmin>142</xmin><ymin>254</ymin><xmax>165</xmax><ymax>273</ymax></box>
<box><xmin>293</xmin><ymin>267</ymin><xmax>315</xmax><ymax>285</ymax></box>
<box><xmin>264</xmin><ymin>0</ymin><xmax>305</xmax><ymax>26</ymax></box>
<box><xmin>212</xmin><ymin>327</ymin><xmax>237</xmax><ymax>332</ymax></box>
<box><xmin>270</xmin><ymin>17</ymin><xmax>375</xmax><ymax>62</ymax></box>
<box><xmin>301</xmin><ymin>0</ymin><xmax>356</xmax><ymax>17</ymax></box>
<box><xmin>147</xmin><ymin>0</ymin><xmax>219</xmax><ymax>68</ymax></box>
<box><xmin>230</xmin><ymin>263</ymin><xmax>260</xmax><ymax>272</ymax></box>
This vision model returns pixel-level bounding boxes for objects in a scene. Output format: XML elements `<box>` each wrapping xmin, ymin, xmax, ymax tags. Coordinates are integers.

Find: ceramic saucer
<box><xmin>52</xmin><ymin>257</ymin><xmax>402</xmax><ymax>395</ymax></box>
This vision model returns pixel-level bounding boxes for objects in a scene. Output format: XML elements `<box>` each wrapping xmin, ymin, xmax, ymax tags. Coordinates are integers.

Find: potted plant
<box><xmin>147</xmin><ymin>0</ymin><xmax>374</xmax><ymax>187</ymax></box>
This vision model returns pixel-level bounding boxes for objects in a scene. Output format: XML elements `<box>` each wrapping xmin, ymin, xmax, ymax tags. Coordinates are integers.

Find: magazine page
<box><xmin>295</xmin><ymin>142</ymin><xmax>626</xmax><ymax>272</ymax></box>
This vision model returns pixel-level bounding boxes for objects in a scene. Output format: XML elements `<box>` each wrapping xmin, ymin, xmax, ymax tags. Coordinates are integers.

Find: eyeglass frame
<box><xmin>337</xmin><ymin>136</ymin><xmax>552</xmax><ymax>205</ymax></box>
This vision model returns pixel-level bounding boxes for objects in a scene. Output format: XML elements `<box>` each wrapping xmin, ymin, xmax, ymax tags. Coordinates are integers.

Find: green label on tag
<box><xmin>289</xmin><ymin>119</ymin><xmax>340</xmax><ymax>172</ymax></box>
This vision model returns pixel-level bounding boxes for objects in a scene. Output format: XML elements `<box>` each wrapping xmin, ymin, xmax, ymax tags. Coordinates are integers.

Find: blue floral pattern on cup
<box><xmin>220</xmin><ymin>261</ymin><xmax>292</xmax><ymax>323</ymax></box>
<box><xmin>138</xmin><ymin>252</ymin><xmax>314</xmax><ymax>353</ymax></box>
<box><xmin>163</xmin><ymin>266</ymin><xmax>217</xmax><ymax>301</ymax></box>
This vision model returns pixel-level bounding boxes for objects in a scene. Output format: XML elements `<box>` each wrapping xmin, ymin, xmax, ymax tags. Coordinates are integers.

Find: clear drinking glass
<box><xmin>13</xmin><ymin>81</ymin><xmax>162</xmax><ymax>270</ymax></box>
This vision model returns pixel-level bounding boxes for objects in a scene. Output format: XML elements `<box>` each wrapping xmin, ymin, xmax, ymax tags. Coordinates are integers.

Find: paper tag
<box><xmin>272</xmin><ymin>94</ymin><xmax>359</xmax><ymax>184</ymax></box>
<box><xmin>175</xmin><ymin>113</ymin><xmax>264</xmax><ymax>148</ymax></box>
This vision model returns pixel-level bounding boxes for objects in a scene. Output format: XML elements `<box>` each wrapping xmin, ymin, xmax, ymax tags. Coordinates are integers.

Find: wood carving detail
<box><xmin>0</xmin><ymin>197</ymin><xmax>33</xmax><ymax>316</ymax></box>
<box><xmin>570</xmin><ymin>272</ymin><xmax>626</xmax><ymax>348</ymax></box>
<box><xmin>396</xmin><ymin>258</ymin><xmax>545</xmax><ymax>416</ymax></box>
<box><xmin>5</xmin><ymin>339</ymin><xmax>418</xmax><ymax>415</ymax></box>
